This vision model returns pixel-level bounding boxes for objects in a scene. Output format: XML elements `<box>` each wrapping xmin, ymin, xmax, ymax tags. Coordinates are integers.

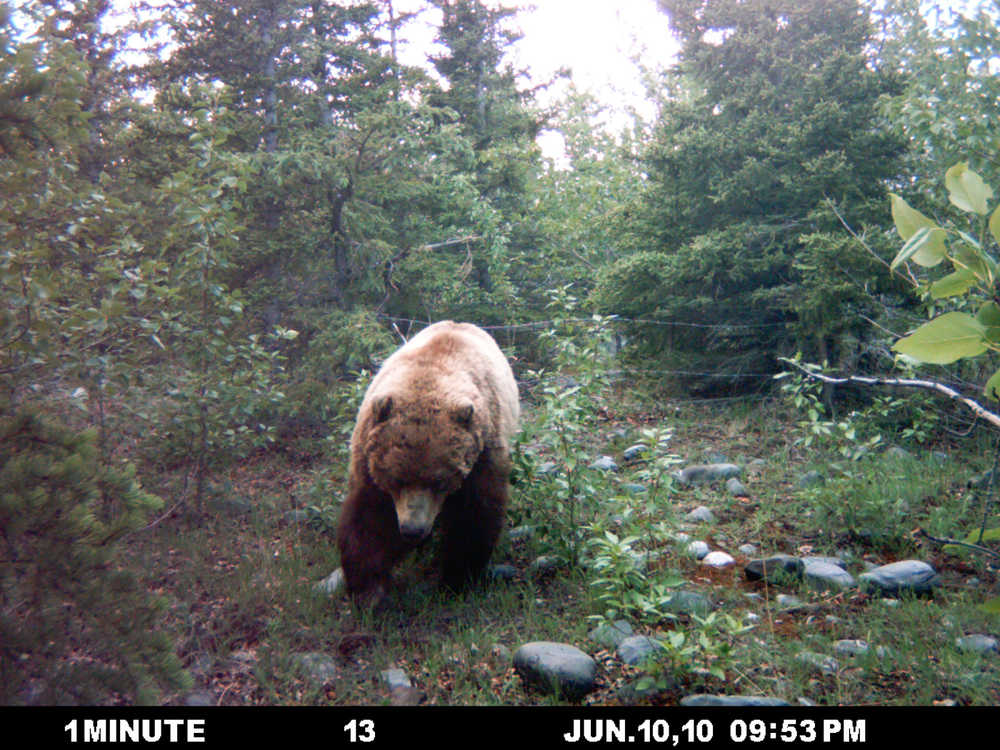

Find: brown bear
<box><xmin>336</xmin><ymin>320</ymin><xmax>520</xmax><ymax>602</ymax></box>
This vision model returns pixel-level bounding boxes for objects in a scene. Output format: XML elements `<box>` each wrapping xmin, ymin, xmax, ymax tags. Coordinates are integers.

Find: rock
<box><xmin>528</xmin><ymin>555</ymin><xmax>563</xmax><ymax>577</ymax></box>
<box><xmin>589</xmin><ymin>455</ymin><xmax>619</xmax><ymax>472</ymax></box>
<box><xmin>726</xmin><ymin>477</ymin><xmax>749</xmax><ymax>496</ymax></box>
<box><xmin>833</xmin><ymin>640</ymin><xmax>870</xmax><ymax>657</ymax></box>
<box><xmin>508</xmin><ymin>525</ymin><xmax>534</xmax><ymax>542</ymax></box>
<box><xmin>488</xmin><ymin>564</ymin><xmax>518</xmax><ymax>582</ymax></box>
<box><xmin>621</xmin><ymin>482</ymin><xmax>648</xmax><ymax>495</ymax></box>
<box><xmin>537</xmin><ymin>461</ymin><xmax>559</xmax><ymax>475</ymax></box>
<box><xmin>745</xmin><ymin>554</ymin><xmax>804</xmax><ymax>584</ymax></box>
<box><xmin>702</xmin><ymin>551</ymin><xmax>736</xmax><ymax>568</ymax></box>
<box><xmin>687</xmin><ymin>540</ymin><xmax>710</xmax><ymax>559</ymax></box>
<box><xmin>617</xmin><ymin>636</ymin><xmax>663</xmax><ymax>666</ymax></box>
<box><xmin>686</xmin><ymin>506</ymin><xmax>716</xmax><ymax>523</ymax></box>
<box><xmin>803</xmin><ymin>559</ymin><xmax>855</xmax><ymax>592</ymax></box>
<box><xmin>859</xmin><ymin>560</ymin><xmax>940</xmax><ymax>596</ymax></box>
<box><xmin>294</xmin><ymin>652</ymin><xmax>339</xmax><ymax>687</ymax></box>
<box><xmin>623</xmin><ymin>444</ymin><xmax>646</xmax><ymax>463</ymax></box>
<box><xmin>885</xmin><ymin>445</ymin><xmax>913</xmax><ymax>460</ymax></box>
<box><xmin>955</xmin><ymin>634</ymin><xmax>999</xmax><ymax>654</ymax></box>
<box><xmin>513</xmin><ymin>642</ymin><xmax>597</xmax><ymax>699</ymax></box>
<box><xmin>797</xmin><ymin>651</ymin><xmax>839</xmax><ymax>675</ymax></box>
<box><xmin>681</xmin><ymin>694</ymin><xmax>790</xmax><ymax>707</ymax></box>
<box><xmin>380</xmin><ymin>667</ymin><xmax>411</xmax><ymax>690</ymax></box>
<box><xmin>675</xmin><ymin>463</ymin><xmax>742</xmax><ymax>486</ymax></box>
<box><xmin>738</xmin><ymin>543</ymin><xmax>757</xmax><ymax>556</ymax></box>
<box><xmin>776</xmin><ymin>594</ymin><xmax>804</xmax><ymax>610</ymax></box>
<box><xmin>660</xmin><ymin>590</ymin><xmax>713</xmax><ymax>616</ymax></box>
<box><xmin>314</xmin><ymin>567</ymin><xmax>346</xmax><ymax>596</ymax></box>
<box><xmin>796</xmin><ymin>470</ymin><xmax>825</xmax><ymax>489</ymax></box>
<box><xmin>589</xmin><ymin>620</ymin><xmax>634</xmax><ymax>649</ymax></box>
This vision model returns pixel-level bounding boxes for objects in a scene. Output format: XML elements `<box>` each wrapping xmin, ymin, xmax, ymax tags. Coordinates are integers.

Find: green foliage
<box><xmin>0</xmin><ymin>412</ymin><xmax>189</xmax><ymax>704</ymax></box>
<box><xmin>888</xmin><ymin>164</ymin><xmax>1000</xmax><ymax>399</ymax></box>
<box><xmin>777</xmin><ymin>365</ymin><xmax>884</xmax><ymax>459</ymax></box>
<box><xmin>602</xmin><ymin>0</ymin><xmax>905</xmax><ymax>382</ymax></box>
<box><xmin>519</xmin><ymin>304</ymin><xmax>616</xmax><ymax>567</ymax></box>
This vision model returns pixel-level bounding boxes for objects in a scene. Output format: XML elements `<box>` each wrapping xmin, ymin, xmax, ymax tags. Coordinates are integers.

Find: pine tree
<box><xmin>0</xmin><ymin>412</ymin><xmax>189</xmax><ymax>704</ymax></box>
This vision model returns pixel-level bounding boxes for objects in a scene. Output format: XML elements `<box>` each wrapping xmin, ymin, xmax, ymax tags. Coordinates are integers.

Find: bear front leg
<box><xmin>439</xmin><ymin>455</ymin><xmax>508</xmax><ymax>591</ymax></box>
<box><xmin>336</xmin><ymin>482</ymin><xmax>407</xmax><ymax>603</ymax></box>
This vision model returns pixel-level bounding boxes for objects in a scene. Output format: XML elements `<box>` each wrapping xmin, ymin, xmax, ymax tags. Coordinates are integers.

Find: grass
<box><xmin>66</xmin><ymin>383</ymin><xmax>1000</xmax><ymax>706</ymax></box>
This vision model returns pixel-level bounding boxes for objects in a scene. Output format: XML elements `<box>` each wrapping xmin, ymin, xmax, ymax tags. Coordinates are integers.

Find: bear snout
<box><xmin>394</xmin><ymin>487</ymin><xmax>444</xmax><ymax>543</ymax></box>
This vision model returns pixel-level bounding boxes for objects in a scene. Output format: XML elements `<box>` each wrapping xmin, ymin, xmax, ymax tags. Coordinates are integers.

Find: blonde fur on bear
<box><xmin>336</xmin><ymin>321</ymin><xmax>519</xmax><ymax>601</ymax></box>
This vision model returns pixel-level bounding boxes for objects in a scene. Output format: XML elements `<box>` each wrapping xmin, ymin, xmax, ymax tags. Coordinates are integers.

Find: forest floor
<box><xmin>130</xmin><ymin>390</ymin><xmax>1000</xmax><ymax>707</ymax></box>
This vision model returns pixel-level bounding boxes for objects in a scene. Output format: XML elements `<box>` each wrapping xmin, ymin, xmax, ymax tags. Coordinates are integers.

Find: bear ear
<box><xmin>373</xmin><ymin>395</ymin><xmax>393</xmax><ymax>424</ymax></box>
<box><xmin>453</xmin><ymin>403</ymin><xmax>474</xmax><ymax>428</ymax></box>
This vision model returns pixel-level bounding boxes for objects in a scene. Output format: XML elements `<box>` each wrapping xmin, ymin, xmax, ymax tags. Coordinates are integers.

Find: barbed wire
<box><xmin>375</xmin><ymin>313</ymin><xmax>785</xmax><ymax>332</ymax></box>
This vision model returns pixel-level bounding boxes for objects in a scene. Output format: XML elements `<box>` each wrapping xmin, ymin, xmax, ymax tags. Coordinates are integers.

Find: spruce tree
<box><xmin>594</xmin><ymin>0</ymin><xmax>905</xmax><ymax>387</ymax></box>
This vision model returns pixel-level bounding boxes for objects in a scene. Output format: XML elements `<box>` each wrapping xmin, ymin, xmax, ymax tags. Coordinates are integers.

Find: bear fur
<box><xmin>336</xmin><ymin>321</ymin><xmax>520</xmax><ymax>601</ymax></box>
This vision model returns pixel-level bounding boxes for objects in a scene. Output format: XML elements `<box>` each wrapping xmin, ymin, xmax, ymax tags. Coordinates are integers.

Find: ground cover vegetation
<box><xmin>2</xmin><ymin>0</ymin><xmax>998</xmax><ymax>705</ymax></box>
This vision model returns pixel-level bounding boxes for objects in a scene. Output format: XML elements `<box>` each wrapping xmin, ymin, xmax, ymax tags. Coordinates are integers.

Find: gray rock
<box><xmin>797</xmin><ymin>651</ymin><xmax>839</xmax><ymax>674</ymax></box>
<box><xmin>745</xmin><ymin>554</ymin><xmax>804</xmax><ymax>584</ymax></box>
<box><xmin>859</xmin><ymin>560</ymin><xmax>940</xmax><ymax>596</ymax></box>
<box><xmin>621</xmin><ymin>482</ymin><xmax>648</xmax><ymax>495</ymax></box>
<box><xmin>776</xmin><ymin>594</ymin><xmax>804</xmax><ymax>610</ymax></box>
<box><xmin>488</xmin><ymin>564</ymin><xmax>517</xmax><ymax>582</ymax></box>
<box><xmin>617</xmin><ymin>635</ymin><xmax>663</xmax><ymax>666</ymax></box>
<box><xmin>513</xmin><ymin>642</ymin><xmax>597</xmax><ymax>699</ymax></box>
<box><xmin>681</xmin><ymin>694</ymin><xmax>790</xmax><ymax>707</ymax></box>
<box><xmin>702</xmin><ymin>551</ymin><xmax>736</xmax><ymax>568</ymax></box>
<box><xmin>537</xmin><ymin>461</ymin><xmax>559</xmax><ymax>475</ymax></box>
<box><xmin>885</xmin><ymin>445</ymin><xmax>913</xmax><ymax>460</ymax></box>
<box><xmin>726</xmin><ymin>477</ymin><xmax>749</xmax><ymax>496</ymax></box>
<box><xmin>589</xmin><ymin>620</ymin><xmax>634</xmax><ymax>649</ymax></box>
<box><xmin>508</xmin><ymin>525</ymin><xmax>534</xmax><ymax>542</ymax></box>
<box><xmin>803</xmin><ymin>555</ymin><xmax>847</xmax><ymax>569</ymax></box>
<box><xmin>660</xmin><ymin>590</ymin><xmax>713</xmax><ymax>616</ymax></box>
<box><xmin>738</xmin><ymin>543</ymin><xmax>757</xmax><ymax>556</ymax></box>
<box><xmin>676</xmin><ymin>463</ymin><xmax>742</xmax><ymax>486</ymax></box>
<box><xmin>803</xmin><ymin>560</ymin><xmax>856</xmax><ymax>592</ymax></box>
<box><xmin>294</xmin><ymin>652</ymin><xmax>339</xmax><ymax>687</ymax></box>
<box><xmin>380</xmin><ymin>667</ymin><xmax>411</xmax><ymax>690</ymax></box>
<box><xmin>589</xmin><ymin>455</ymin><xmax>619</xmax><ymax>472</ymax></box>
<box><xmin>623</xmin><ymin>444</ymin><xmax>646</xmax><ymax>463</ymax></box>
<box><xmin>686</xmin><ymin>506</ymin><xmax>716</xmax><ymax>523</ymax></box>
<box><xmin>528</xmin><ymin>555</ymin><xmax>563</xmax><ymax>577</ymax></box>
<box><xmin>687</xmin><ymin>540</ymin><xmax>710</xmax><ymax>559</ymax></box>
<box><xmin>796</xmin><ymin>470</ymin><xmax>825</xmax><ymax>489</ymax></box>
<box><xmin>833</xmin><ymin>639</ymin><xmax>870</xmax><ymax>657</ymax></box>
<box><xmin>955</xmin><ymin>634</ymin><xmax>999</xmax><ymax>654</ymax></box>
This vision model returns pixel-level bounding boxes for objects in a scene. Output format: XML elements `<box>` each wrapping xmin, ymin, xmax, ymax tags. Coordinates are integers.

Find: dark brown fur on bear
<box><xmin>336</xmin><ymin>321</ymin><xmax>519</xmax><ymax>601</ymax></box>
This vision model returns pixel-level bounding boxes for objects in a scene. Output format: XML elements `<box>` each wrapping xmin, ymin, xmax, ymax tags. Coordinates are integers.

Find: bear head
<box><xmin>363</xmin><ymin>393</ymin><xmax>483</xmax><ymax>543</ymax></box>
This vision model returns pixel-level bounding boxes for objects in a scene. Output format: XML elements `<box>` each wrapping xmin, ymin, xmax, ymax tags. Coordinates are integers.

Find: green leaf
<box><xmin>890</xmin><ymin>225</ymin><xmax>947</xmax><ymax>269</ymax></box>
<box><xmin>991</xmin><ymin>203</ymin><xmax>1000</xmax><ymax>247</ymax></box>
<box><xmin>891</xmin><ymin>311</ymin><xmax>988</xmax><ymax>364</ymax></box>
<box><xmin>929</xmin><ymin>268</ymin><xmax>977</xmax><ymax>299</ymax></box>
<box><xmin>977</xmin><ymin>303</ymin><xmax>1000</xmax><ymax>344</ymax></box>
<box><xmin>978</xmin><ymin>597</ymin><xmax>1000</xmax><ymax>616</ymax></box>
<box><xmin>945</xmin><ymin>162</ymin><xmax>993</xmax><ymax>215</ymax></box>
<box><xmin>890</xmin><ymin>193</ymin><xmax>937</xmax><ymax>240</ymax></box>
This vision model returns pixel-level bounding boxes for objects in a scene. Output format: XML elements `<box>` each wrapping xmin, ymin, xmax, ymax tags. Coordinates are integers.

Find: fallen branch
<box><xmin>781</xmin><ymin>359</ymin><xmax>1000</xmax><ymax>430</ymax></box>
<box><xmin>916</xmin><ymin>528</ymin><xmax>1000</xmax><ymax>560</ymax></box>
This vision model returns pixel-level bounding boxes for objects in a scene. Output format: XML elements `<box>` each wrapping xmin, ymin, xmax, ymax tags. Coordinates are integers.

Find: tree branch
<box><xmin>781</xmin><ymin>358</ymin><xmax>1000</xmax><ymax>430</ymax></box>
